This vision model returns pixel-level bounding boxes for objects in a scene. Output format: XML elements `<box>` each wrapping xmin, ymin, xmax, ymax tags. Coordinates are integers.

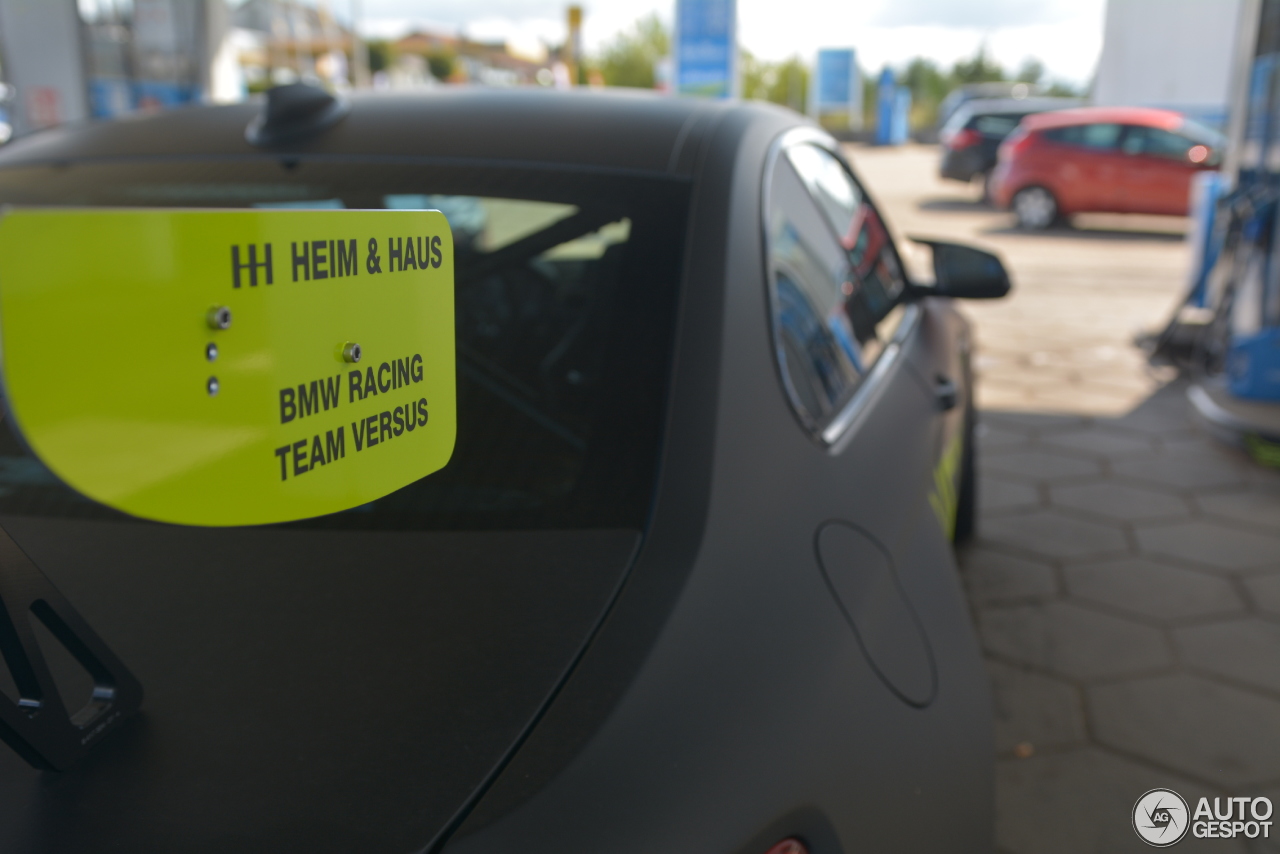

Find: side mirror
<box><xmin>907</xmin><ymin>237</ymin><xmax>1012</xmax><ymax>299</ymax></box>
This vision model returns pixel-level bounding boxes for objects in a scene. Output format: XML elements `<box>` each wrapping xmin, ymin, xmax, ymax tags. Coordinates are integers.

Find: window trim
<box><xmin>760</xmin><ymin>126</ymin><xmax>920</xmax><ymax>448</ymax></box>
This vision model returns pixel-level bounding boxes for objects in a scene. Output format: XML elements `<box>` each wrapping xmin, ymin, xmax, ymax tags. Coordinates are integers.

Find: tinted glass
<box><xmin>1179</xmin><ymin>117</ymin><xmax>1227</xmax><ymax>149</ymax></box>
<box><xmin>768</xmin><ymin>143</ymin><xmax>906</xmax><ymax>432</ymax></box>
<box><xmin>1042</xmin><ymin>122</ymin><xmax>1122</xmax><ymax>149</ymax></box>
<box><xmin>971</xmin><ymin>114</ymin><xmax>1025</xmax><ymax>138</ymax></box>
<box><xmin>1121</xmin><ymin>125</ymin><xmax>1196</xmax><ymax>160</ymax></box>
<box><xmin>0</xmin><ymin>160</ymin><xmax>688</xmax><ymax>530</ymax></box>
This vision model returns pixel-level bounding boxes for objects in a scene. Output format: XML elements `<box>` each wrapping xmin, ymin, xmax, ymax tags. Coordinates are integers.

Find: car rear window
<box><xmin>1040</xmin><ymin>122</ymin><xmax>1122</xmax><ymax>150</ymax></box>
<box><xmin>1179</xmin><ymin>117</ymin><xmax>1227</xmax><ymax>149</ymax></box>
<box><xmin>0</xmin><ymin>159</ymin><xmax>689</xmax><ymax>531</ymax></box>
<box><xmin>968</xmin><ymin>114</ymin><xmax>1025</xmax><ymax>138</ymax></box>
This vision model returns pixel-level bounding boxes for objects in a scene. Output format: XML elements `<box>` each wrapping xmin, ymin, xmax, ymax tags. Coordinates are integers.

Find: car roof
<box><xmin>0</xmin><ymin>87</ymin><xmax>749</xmax><ymax>179</ymax></box>
<box><xmin>957</xmin><ymin>97</ymin><xmax>1083</xmax><ymax>117</ymax></box>
<box><xmin>1021</xmin><ymin>105</ymin><xmax>1186</xmax><ymax>131</ymax></box>
<box><xmin>955</xmin><ymin>82</ymin><xmax>1031</xmax><ymax>98</ymax></box>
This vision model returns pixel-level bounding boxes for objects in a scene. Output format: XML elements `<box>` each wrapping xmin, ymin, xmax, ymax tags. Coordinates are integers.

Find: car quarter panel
<box><xmin>445</xmin><ymin>109</ymin><xmax>992</xmax><ymax>854</ymax></box>
<box><xmin>0</xmin><ymin>523</ymin><xmax>640</xmax><ymax>853</ymax></box>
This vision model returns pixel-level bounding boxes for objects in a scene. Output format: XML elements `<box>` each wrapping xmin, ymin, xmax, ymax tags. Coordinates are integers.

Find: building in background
<box><xmin>389</xmin><ymin>30</ymin><xmax>543</xmax><ymax>87</ymax></box>
<box><xmin>80</xmin><ymin>0</ymin><xmax>235</xmax><ymax>117</ymax></box>
<box><xmin>0</xmin><ymin>0</ymin><xmax>579</xmax><ymax>138</ymax></box>
<box><xmin>0</xmin><ymin>0</ymin><xmax>89</xmax><ymax>135</ymax></box>
<box><xmin>0</xmin><ymin>0</ymin><xmax>364</xmax><ymax>134</ymax></box>
<box><xmin>1093</xmin><ymin>0</ymin><xmax>1245</xmax><ymax>129</ymax></box>
<box><xmin>231</xmin><ymin>0</ymin><xmax>352</xmax><ymax>92</ymax></box>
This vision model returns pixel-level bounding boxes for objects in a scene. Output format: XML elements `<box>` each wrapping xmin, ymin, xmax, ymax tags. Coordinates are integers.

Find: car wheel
<box><xmin>1012</xmin><ymin>186</ymin><xmax>1058</xmax><ymax>229</ymax></box>
<box><xmin>953</xmin><ymin>387</ymin><xmax>977</xmax><ymax>544</ymax></box>
<box><xmin>980</xmin><ymin>172</ymin><xmax>994</xmax><ymax>205</ymax></box>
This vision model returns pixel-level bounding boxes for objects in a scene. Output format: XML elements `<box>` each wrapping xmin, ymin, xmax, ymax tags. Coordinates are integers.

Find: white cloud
<box><xmin>866</xmin><ymin>0</ymin><xmax>1081</xmax><ymax>28</ymax></box>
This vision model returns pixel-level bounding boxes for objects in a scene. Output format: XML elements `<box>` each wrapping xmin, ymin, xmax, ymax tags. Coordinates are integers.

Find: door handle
<box><xmin>934</xmin><ymin>375</ymin><xmax>958</xmax><ymax>411</ymax></box>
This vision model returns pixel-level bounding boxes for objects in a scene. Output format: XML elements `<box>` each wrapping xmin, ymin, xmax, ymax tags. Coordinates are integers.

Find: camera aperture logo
<box><xmin>1133</xmin><ymin>789</ymin><xmax>1274</xmax><ymax>845</ymax></box>
<box><xmin>1134</xmin><ymin>789</ymin><xmax>1189</xmax><ymax>847</ymax></box>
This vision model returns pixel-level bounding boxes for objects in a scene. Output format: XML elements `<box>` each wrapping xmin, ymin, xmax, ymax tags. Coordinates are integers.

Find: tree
<box><xmin>900</xmin><ymin>58</ymin><xmax>949</xmax><ymax>130</ymax></box>
<box><xmin>950</xmin><ymin>44</ymin><xmax>1004</xmax><ymax>85</ymax></box>
<box><xmin>740</xmin><ymin>51</ymin><xmax>773</xmax><ymax>100</ymax></box>
<box><xmin>767</xmin><ymin>57</ymin><xmax>808</xmax><ymax>112</ymax></box>
<box><xmin>597</xmin><ymin>13</ymin><xmax>669</xmax><ymax>88</ymax></box>
<box><xmin>1015</xmin><ymin>58</ymin><xmax>1045</xmax><ymax>85</ymax></box>
<box><xmin>426</xmin><ymin>52</ymin><xmax>454</xmax><ymax>82</ymax></box>
<box><xmin>366</xmin><ymin>39</ymin><xmax>391</xmax><ymax>74</ymax></box>
<box><xmin>902</xmin><ymin>58</ymin><xmax>948</xmax><ymax>105</ymax></box>
<box><xmin>741</xmin><ymin>50</ymin><xmax>807</xmax><ymax>112</ymax></box>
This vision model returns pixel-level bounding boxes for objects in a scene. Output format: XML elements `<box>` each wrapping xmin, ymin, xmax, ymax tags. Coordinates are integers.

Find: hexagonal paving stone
<box><xmin>1113</xmin><ymin>454</ymin><xmax>1249</xmax><ymax>491</ymax></box>
<box><xmin>1064</xmin><ymin>558</ymin><xmax>1242</xmax><ymax>622</ymax></box>
<box><xmin>1135</xmin><ymin>521</ymin><xmax>1280</xmax><ymax>571</ymax></box>
<box><xmin>1247</xmin><ymin>463</ymin><xmax>1280</xmax><ymax>491</ymax></box>
<box><xmin>1109</xmin><ymin>399</ymin><xmax>1196</xmax><ymax>435</ymax></box>
<box><xmin>1161</xmin><ymin>441</ymin><xmax>1258</xmax><ymax>471</ymax></box>
<box><xmin>977</xmin><ymin>422</ymin><xmax>1032</xmax><ymax>451</ymax></box>
<box><xmin>981</xmin><ymin>477</ymin><xmax>1041</xmax><ymax>514</ymax></box>
<box><xmin>979</xmin><ymin>601</ymin><xmax>1171</xmax><ymax>679</ymax></box>
<box><xmin>997</xmin><ymin>747</ymin><xmax>1248</xmax><ymax>854</ymax></box>
<box><xmin>981</xmin><ymin>510</ymin><xmax>1129</xmax><ymax>561</ymax></box>
<box><xmin>961</xmin><ymin>547</ymin><xmax>1057</xmax><ymax>604</ymax></box>
<box><xmin>1158</xmin><ymin>433</ymin><xmax>1220</xmax><ymax>454</ymax></box>
<box><xmin>1040</xmin><ymin>428</ymin><xmax>1156</xmax><ymax>460</ymax></box>
<box><xmin>986</xmin><ymin>660</ymin><xmax>1086</xmax><ymax>753</ymax></box>
<box><xmin>1052</xmin><ymin>482</ymin><xmax>1190</xmax><ymax>523</ymax></box>
<box><xmin>1198</xmin><ymin>490</ymin><xmax>1280</xmax><ymax>531</ymax></box>
<box><xmin>1245</xmin><ymin>572</ymin><xmax>1280</xmax><ymax>617</ymax></box>
<box><xmin>1175</xmin><ymin>619</ymin><xmax>1280</xmax><ymax>694</ymax></box>
<box><xmin>983</xmin><ymin>451</ymin><xmax>1104</xmax><ymax>483</ymax></box>
<box><xmin>982</xmin><ymin>411</ymin><xmax>1089</xmax><ymax>434</ymax></box>
<box><xmin>1031</xmin><ymin>385</ymin><xmax>1144</xmax><ymax>416</ymax></box>
<box><xmin>1089</xmin><ymin>674</ymin><xmax>1280</xmax><ymax>788</ymax></box>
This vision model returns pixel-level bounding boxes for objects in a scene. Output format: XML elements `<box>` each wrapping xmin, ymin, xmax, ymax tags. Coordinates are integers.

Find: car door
<box><xmin>1043</xmin><ymin>122</ymin><xmax>1124</xmax><ymax>212</ymax></box>
<box><xmin>1117</xmin><ymin>124</ymin><xmax>1200</xmax><ymax>215</ymax></box>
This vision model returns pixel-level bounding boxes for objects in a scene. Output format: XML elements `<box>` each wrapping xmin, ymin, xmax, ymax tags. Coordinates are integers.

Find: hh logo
<box><xmin>231</xmin><ymin>243</ymin><xmax>274</xmax><ymax>288</ymax></box>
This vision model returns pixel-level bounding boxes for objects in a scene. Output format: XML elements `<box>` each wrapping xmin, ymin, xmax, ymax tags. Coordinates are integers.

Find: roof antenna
<box><xmin>245</xmin><ymin>83</ymin><xmax>350</xmax><ymax>147</ymax></box>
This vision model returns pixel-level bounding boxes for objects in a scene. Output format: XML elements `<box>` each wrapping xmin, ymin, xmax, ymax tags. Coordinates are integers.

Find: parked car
<box><xmin>991</xmin><ymin>106</ymin><xmax>1225</xmax><ymax>229</ymax></box>
<box><xmin>0</xmin><ymin>85</ymin><xmax>1009</xmax><ymax>854</ymax></box>
<box><xmin>939</xmin><ymin>97</ymin><xmax>1083</xmax><ymax>198</ymax></box>
<box><xmin>936</xmin><ymin>81</ymin><xmax>1040</xmax><ymax>130</ymax></box>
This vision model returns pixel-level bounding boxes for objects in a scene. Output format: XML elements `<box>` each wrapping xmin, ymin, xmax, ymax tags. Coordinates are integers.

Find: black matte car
<box><xmin>0</xmin><ymin>85</ymin><xmax>1008</xmax><ymax>854</ymax></box>
<box><xmin>939</xmin><ymin>96</ymin><xmax>1082</xmax><ymax>196</ymax></box>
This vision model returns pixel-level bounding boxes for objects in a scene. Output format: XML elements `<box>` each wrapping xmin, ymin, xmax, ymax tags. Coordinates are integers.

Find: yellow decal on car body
<box><xmin>0</xmin><ymin>208</ymin><xmax>455</xmax><ymax>526</ymax></box>
<box><xmin>929</xmin><ymin>429</ymin><xmax>964</xmax><ymax>538</ymax></box>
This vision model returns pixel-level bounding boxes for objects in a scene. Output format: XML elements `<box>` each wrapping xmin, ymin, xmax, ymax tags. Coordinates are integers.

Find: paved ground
<box><xmin>849</xmin><ymin>144</ymin><xmax>1280</xmax><ymax>853</ymax></box>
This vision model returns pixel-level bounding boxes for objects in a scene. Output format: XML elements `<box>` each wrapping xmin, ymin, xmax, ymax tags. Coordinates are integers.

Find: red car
<box><xmin>990</xmin><ymin>106</ymin><xmax>1223</xmax><ymax>229</ymax></box>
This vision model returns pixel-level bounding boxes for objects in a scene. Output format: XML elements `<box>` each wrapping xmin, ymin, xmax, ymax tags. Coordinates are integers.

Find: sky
<box><xmin>346</xmin><ymin>0</ymin><xmax>1108</xmax><ymax>86</ymax></box>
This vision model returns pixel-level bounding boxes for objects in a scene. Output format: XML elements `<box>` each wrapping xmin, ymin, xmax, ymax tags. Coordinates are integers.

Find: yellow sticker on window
<box><xmin>0</xmin><ymin>208</ymin><xmax>456</xmax><ymax>526</ymax></box>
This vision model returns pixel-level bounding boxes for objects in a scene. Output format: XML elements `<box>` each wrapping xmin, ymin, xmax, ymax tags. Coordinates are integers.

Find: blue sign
<box><xmin>876</xmin><ymin>68</ymin><xmax>896</xmax><ymax>145</ymax></box>
<box><xmin>675</xmin><ymin>0</ymin><xmax>737</xmax><ymax>99</ymax></box>
<box><xmin>815</xmin><ymin>49</ymin><xmax>855</xmax><ymax>109</ymax></box>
